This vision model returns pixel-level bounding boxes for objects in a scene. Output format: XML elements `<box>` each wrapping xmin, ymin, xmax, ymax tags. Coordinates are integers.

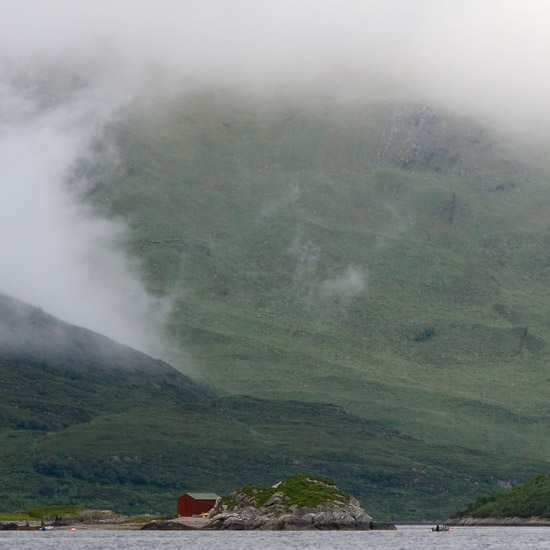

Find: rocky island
<box><xmin>206</xmin><ymin>474</ymin><xmax>395</xmax><ymax>530</ymax></box>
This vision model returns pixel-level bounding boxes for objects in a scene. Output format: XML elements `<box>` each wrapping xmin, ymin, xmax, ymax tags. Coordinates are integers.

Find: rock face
<box><xmin>207</xmin><ymin>474</ymin><xmax>395</xmax><ymax>531</ymax></box>
<box><xmin>209</xmin><ymin>499</ymin><xmax>372</xmax><ymax>530</ymax></box>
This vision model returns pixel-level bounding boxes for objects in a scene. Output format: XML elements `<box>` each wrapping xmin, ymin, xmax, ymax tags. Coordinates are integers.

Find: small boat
<box><xmin>432</xmin><ymin>525</ymin><xmax>451</xmax><ymax>532</ymax></box>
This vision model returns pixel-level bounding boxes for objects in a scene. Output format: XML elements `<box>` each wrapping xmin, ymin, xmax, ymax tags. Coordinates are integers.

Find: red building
<box><xmin>177</xmin><ymin>492</ymin><xmax>219</xmax><ymax>517</ymax></box>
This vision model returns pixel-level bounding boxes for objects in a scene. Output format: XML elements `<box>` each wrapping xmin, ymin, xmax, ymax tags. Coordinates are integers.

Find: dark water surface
<box><xmin>1</xmin><ymin>526</ymin><xmax>550</xmax><ymax>549</ymax></box>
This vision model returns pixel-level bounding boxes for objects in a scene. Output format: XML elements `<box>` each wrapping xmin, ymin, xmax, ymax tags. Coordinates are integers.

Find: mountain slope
<box><xmin>0</xmin><ymin>291</ymin><xmax>207</xmax><ymax>430</ymax></box>
<box><xmin>0</xmin><ymin>292</ymin><xmax>544</xmax><ymax>519</ymax></box>
<box><xmin>85</xmin><ymin>89</ymin><xmax>550</xmax><ymax>466</ymax></box>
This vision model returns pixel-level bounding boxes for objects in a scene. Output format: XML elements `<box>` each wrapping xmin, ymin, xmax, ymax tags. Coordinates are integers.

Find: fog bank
<box><xmin>0</xmin><ymin>0</ymin><xmax>548</xmax><ymax>356</ymax></box>
<box><xmin>0</xmin><ymin>62</ymin><xmax>169</xmax><ymax>356</ymax></box>
<box><xmin>2</xmin><ymin>1</ymin><xmax>550</xmax><ymax>129</ymax></box>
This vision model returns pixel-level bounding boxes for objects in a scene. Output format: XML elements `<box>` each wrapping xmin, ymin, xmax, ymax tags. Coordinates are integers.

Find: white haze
<box><xmin>3</xmin><ymin>1</ymin><xmax>550</xmax><ymax>129</ymax></box>
<box><xmin>1</xmin><ymin>0</ymin><xmax>549</xmax><ymax>356</ymax></box>
<box><xmin>0</xmin><ymin>68</ymin><xmax>170</xmax><ymax>356</ymax></box>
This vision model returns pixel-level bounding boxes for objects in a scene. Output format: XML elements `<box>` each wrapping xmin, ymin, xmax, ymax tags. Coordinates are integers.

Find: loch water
<box><xmin>1</xmin><ymin>526</ymin><xmax>550</xmax><ymax>549</ymax></box>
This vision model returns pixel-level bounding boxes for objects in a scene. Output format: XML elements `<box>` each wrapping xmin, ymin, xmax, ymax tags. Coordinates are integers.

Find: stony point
<box><xmin>206</xmin><ymin>474</ymin><xmax>395</xmax><ymax>531</ymax></box>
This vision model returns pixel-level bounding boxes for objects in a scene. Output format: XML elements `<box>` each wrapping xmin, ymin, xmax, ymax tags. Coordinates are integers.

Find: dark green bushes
<box><xmin>455</xmin><ymin>475</ymin><xmax>550</xmax><ymax>518</ymax></box>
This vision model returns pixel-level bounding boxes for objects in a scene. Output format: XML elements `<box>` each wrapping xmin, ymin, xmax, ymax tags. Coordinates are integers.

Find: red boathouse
<box><xmin>177</xmin><ymin>492</ymin><xmax>219</xmax><ymax>517</ymax></box>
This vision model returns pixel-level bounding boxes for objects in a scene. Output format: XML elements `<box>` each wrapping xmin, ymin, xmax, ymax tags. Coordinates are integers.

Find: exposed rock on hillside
<box><xmin>207</xmin><ymin>474</ymin><xmax>395</xmax><ymax>530</ymax></box>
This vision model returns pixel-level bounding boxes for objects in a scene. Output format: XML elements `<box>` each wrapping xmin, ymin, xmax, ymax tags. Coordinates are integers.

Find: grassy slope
<box><xmin>2</xmin><ymin>365</ymin><xmax>543</xmax><ymax>521</ymax></box>
<box><xmin>1</xmin><ymin>293</ymin><xmax>545</xmax><ymax>520</ymax></box>
<box><xmin>86</xmin><ymin>88</ymin><xmax>550</xmax><ymax>467</ymax></box>
<box><xmin>454</xmin><ymin>475</ymin><xmax>550</xmax><ymax>518</ymax></box>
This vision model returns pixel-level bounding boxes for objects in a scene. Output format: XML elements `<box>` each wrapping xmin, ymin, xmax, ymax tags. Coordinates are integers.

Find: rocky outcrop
<box><xmin>209</xmin><ymin>499</ymin><xmax>374</xmax><ymax>530</ymax></box>
<box><xmin>141</xmin><ymin>520</ymin><xmax>196</xmax><ymax>530</ymax></box>
<box><xmin>207</xmin><ymin>475</ymin><xmax>395</xmax><ymax>531</ymax></box>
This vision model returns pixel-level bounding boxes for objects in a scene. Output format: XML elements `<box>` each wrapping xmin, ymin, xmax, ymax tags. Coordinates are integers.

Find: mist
<box><xmin>1</xmin><ymin>0</ymin><xmax>549</xmax><ymax>356</ymax></box>
<box><xmin>3</xmin><ymin>1</ymin><xmax>550</xmax><ymax>128</ymax></box>
<box><xmin>0</xmin><ymin>63</ymin><xmax>172</xmax><ymax>355</ymax></box>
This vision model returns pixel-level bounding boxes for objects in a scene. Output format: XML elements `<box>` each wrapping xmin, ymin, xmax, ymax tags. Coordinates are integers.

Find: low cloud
<box><xmin>3</xmin><ymin>1</ymin><xmax>550</xmax><ymax>130</ymax></box>
<box><xmin>0</xmin><ymin>63</ymin><xmax>169</xmax><ymax>356</ymax></box>
<box><xmin>320</xmin><ymin>267</ymin><xmax>366</xmax><ymax>301</ymax></box>
<box><xmin>0</xmin><ymin>0</ymin><xmax>548</xmax><ymax>357</ymax></box>
<box><xmin>286</xmin><ymin>236</ymin><xmax>366</xmax><ymax>318</ymax></box>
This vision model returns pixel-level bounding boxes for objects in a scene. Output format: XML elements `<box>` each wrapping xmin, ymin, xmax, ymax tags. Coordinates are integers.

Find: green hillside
<box><xmin>453</xmin><ymin>474</ymin><xmax>550</xmax><ymax>519</ymax></box>
<box><xmin>5</xmin><ymin>88</ymin><xmax>550</xmax><ymax>521</ymax></box>
<box><xmin>2</xmin><ymin>293</ymin><xmax>539</xmax><ymax>520</ymax></box>
<box><xmin>85</xmin><ymin>88</ymin><xmax>550</xmax><ymax>466</ymax></box>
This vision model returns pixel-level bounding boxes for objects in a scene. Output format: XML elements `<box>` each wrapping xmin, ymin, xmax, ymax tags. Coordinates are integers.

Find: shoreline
<box><xmin>0</xmin><ymin>516</ymin><xmax>211</xmax><ymax>531</ymax></box>
<box><xmin>5</xmin><ymin>520</ymin><xmax>550</xmax><ymax>531</ymax></box>
<box><xmin>447</xmin><ymin>516</ymin><xmax>550</xmax><ymax>527</ymax></box>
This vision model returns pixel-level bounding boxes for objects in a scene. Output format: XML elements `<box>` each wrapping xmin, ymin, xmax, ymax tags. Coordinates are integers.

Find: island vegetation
<box><xmin>219</xmin><ymin>474</ymin><xmax>350</xmax><ymax>510</ymax></box>
<box><xmin>449</xmin><ymin>475</ymin><xmax>550</xmax><ymax>525</ymax></box>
